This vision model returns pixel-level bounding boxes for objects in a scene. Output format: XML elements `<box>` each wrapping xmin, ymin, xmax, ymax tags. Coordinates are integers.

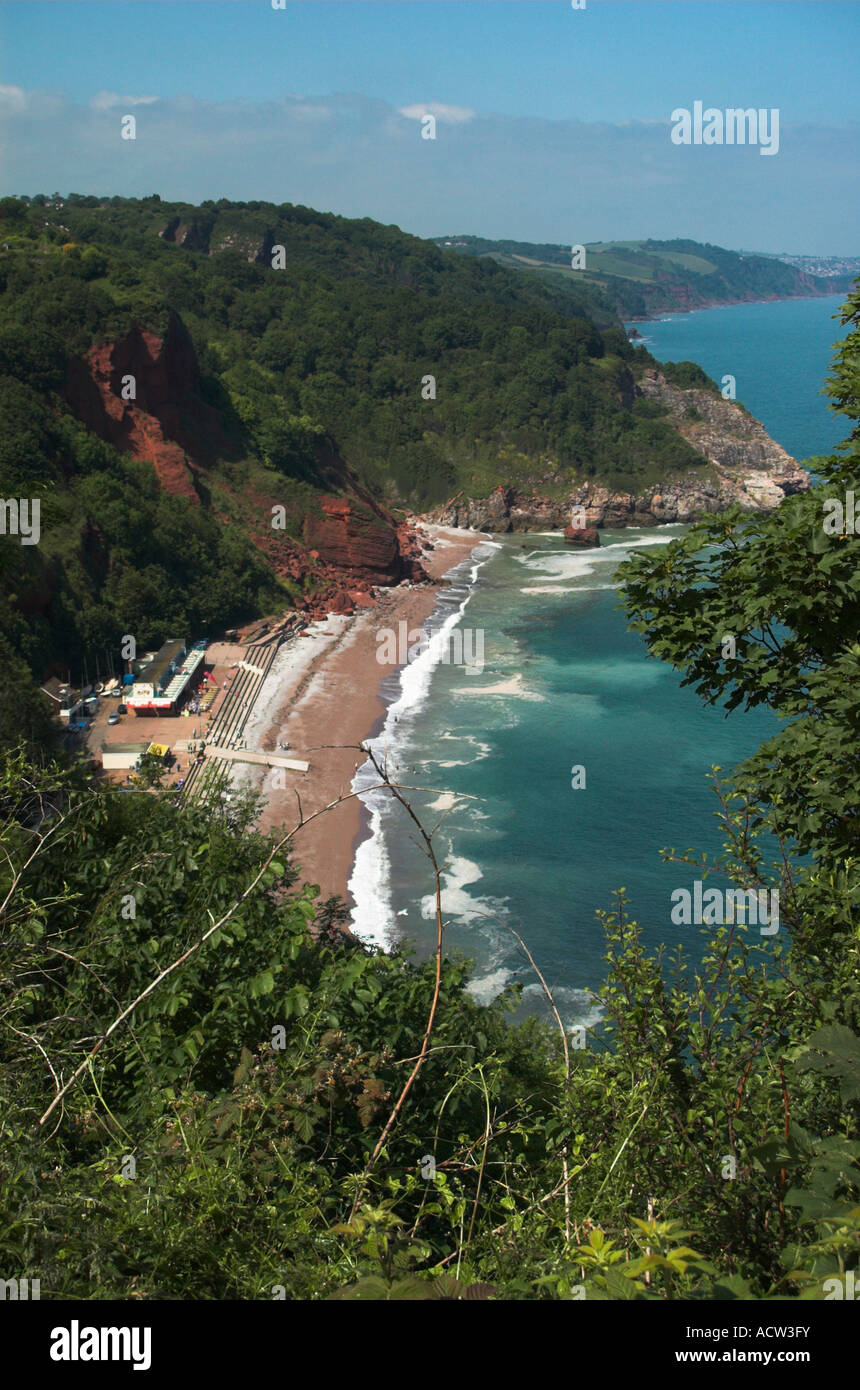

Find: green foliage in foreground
<box><xmin>0</xmin><ymin>743</ymin><xmax>856</xmax><ymax>1301</ymax></box>
<box><xmin>1</xmin><ymin>292</ymin><xmax>858</xmax><ymax>1301</ymax></box>
<box><xmin>0</xmin><ymin>727</ymin><xmax>856</xmax><ymax>1301</ymax></box>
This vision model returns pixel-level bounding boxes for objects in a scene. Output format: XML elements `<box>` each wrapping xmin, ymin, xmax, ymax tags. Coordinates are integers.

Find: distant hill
<box><xmin>433</xmin><ymin>235</ymin><xmax>854</xmax><ymax>319</ymax></box>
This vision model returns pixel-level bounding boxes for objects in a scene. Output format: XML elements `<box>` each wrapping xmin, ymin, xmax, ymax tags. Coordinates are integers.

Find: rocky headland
<box><xmin>428</xmin><ymin>369</ymin><xmax>809</xmax><ymax>540</ymax></box>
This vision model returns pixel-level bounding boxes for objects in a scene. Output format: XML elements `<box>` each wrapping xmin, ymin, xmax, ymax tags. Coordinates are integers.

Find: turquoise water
<box><xmin>349</xmin><ymin>295</ymin><xmax>848</xmax><ymax>1029</ymax></box>
<box><xmin>634</xmin><ymin>293</ymin><xmax>848</xmax><ymax>463</ymax></box>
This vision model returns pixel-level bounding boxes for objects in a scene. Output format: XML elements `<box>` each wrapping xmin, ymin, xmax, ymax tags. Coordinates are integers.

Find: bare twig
<box><xmin>349</xmin><ymin>747</ymin><xmax>449</xmax><ymax>1217</ymax></box>
<box><xmin>504</xmin><ymin>926</ymin><xmax>572</xmax><ymax>1246</ymax></box>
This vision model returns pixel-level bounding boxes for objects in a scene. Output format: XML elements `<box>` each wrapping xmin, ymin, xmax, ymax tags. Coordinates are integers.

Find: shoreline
<box><xmin>248</xmin><ymin>525</ymin><xmax>489</xmax><ymax>916</ymax></box>
<box><xmin>626</xmin><ymin>288</ymin><xmax>846</xmax><ymax>326</ymax></box>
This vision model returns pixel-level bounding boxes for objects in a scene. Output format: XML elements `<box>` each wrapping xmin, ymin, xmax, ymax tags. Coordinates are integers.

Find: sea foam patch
<box><xmin>347</xmin><ymin>786</ymin><xmax>397</xmax><ymax>949</ymax></box>
<box><xmin>466</xmin><ymin>966</ymin><xmax>514</xmax><ymax>1006</ymax></box>
<box><xmin>519</xmin><ymin>983</ymin><xmax>604</xmax><ymax>1033</ymax></box>
<box><xmin>518</xmin><ymin>585</ymin><xmax>575</xmax><ymax>595</ymax></box>
<box><xmin>419</xmin><ymin>853</ymin><xmax>509</xmax><ymax>927</ymax></box>
<box><xmin>452</xmin><ymin>672</ymin><xmax>545</xmax><ymax>701</ymax></box>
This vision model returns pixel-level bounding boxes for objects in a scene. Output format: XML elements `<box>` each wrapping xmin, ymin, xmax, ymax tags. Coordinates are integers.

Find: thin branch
<box><xmin>504</xmin><ymin>926</ymin><xmax>572</xmax><ymax>1247</ymax></box>
<box><xmin>349</xmin><ymin>747</ymin><xmax>449</xmax><ymax>1216</ymax></box>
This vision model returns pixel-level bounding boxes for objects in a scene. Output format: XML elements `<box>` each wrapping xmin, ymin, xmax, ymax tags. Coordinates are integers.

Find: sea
<box><xmin>348</xmin><ymin>293</ymin><xmax>849</xmax><ymax>1031</ymax></box>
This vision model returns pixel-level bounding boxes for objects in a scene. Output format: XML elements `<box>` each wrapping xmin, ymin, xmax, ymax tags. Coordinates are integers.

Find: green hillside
<box><xmin>0</xmin><ymin>194</ymin><xmax>715</xmax><ymax>708</ymax></box>
<box><xmin>435</xmin><ymin>235</ymin><xmax>853</xmax><ymax>318</ymax></box>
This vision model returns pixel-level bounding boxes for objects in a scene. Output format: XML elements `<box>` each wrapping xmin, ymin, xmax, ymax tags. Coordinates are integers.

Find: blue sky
<box><xmin>1</xmin><ymin>1</ymin><xmax>858</xmax><ymax>251</ymax></box>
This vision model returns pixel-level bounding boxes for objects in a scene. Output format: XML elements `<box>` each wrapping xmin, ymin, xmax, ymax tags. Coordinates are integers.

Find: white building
<box><xmin>101</xmin><ymin>741</ymin><xmax>150</xmax><ymax>771</ymax></box>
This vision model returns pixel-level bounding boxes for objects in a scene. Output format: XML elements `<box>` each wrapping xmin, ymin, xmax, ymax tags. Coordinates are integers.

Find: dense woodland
<box><xmin>0</xmin><ymin>194</ymin><xmax>717</xmax><ymax>735</ymax></box>
<box><xmin>0</xmin><ymin>252</ymin><xmax>857</xmax><ymax>1297</ymax></box>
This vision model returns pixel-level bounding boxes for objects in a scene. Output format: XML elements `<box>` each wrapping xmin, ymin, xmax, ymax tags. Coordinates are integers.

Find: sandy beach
<box><xmin>235</xmin><ymin>525</ymin><xmax>488</xmax><ymax>911</ymax></box>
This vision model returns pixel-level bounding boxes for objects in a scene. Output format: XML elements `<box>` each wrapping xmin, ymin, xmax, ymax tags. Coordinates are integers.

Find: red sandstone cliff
<box><xmin>62</xmin><ymin>315</ymin><xmax>425</xmax><ymax>616</ymax></box>
<box><xmin>63</xmin><ymin>314</ymin><xmax>227</xmax><ymax>503</ymax></box>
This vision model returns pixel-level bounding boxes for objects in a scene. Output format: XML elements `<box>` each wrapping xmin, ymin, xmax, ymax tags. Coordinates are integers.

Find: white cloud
<box><xmin>0</xmin><ymin>84</ymin><xmax>27</xmax><ymax>111</ymax></box>
<box><xmin>90</xmin><ymin>91</ymin><xmax>160</xmax><ymax>112</ymax></box>
<box><xmin>0</xmin><ymin>88</ymin><xmax>853</xmax><ymax>255</ymax></box>
<box><xmin>398</xmin><ymin>103</ymin><xmax>476</xmax><ymax>125</ymax></box>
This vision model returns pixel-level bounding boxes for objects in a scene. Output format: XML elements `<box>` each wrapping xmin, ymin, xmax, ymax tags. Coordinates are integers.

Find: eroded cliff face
<box><xmin>304</xmin><ymin>498</ymin><xmax>401</xmax><ymax>581</ymax></box>
<box><xmin>430</xmin><ymin>369</ymin><xmax>809</xmax><ymax>533</ymax></box>
<box><xmin>637</xmin><ymin>369</ymin><xmax>807</xmax><ymax>483</ymax></box>
<box><xmin>159</xmin><ymin>219</ymin><xmax>212</xmax><ymax>254</ymax></box>
<box><xmin>158</xmin><ymin>218</ymin><xmax>274</xmax><ymax>265</ymax></box>
<box><xmin>64</xmin><ymin>314</ymin><xmax>227</xmax><ymax>503</ymax></box>
<box><xmin>62</xmin><ymin>316</ymin><xmax>424</xmax><ymax>617</ymax></box>
<box><xmin>241</xmin><ymin>485</ymin><xmax>427</xmax><ymax>620</ymax></box>
<box><xmin>627</xmin><ymin>271</ymin><xmax>835</xmax><ymax>321</ymax></box>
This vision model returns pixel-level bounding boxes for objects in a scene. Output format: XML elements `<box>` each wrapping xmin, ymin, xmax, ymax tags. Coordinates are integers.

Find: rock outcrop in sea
<box><xmin>564</xmin><ymin>524</ymin><xmax>601</xmax><ymax>548</ymax></box>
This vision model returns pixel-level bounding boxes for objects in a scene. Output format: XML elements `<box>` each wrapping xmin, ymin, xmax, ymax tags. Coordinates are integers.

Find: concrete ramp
<box><xmin>207</xmin><ymin>745</ymin><xmax>309</xmax><ymax>773</ymax></box>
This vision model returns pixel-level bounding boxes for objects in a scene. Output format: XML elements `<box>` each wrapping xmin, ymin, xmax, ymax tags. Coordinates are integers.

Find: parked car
<box><xmin>108</xmin><ymin>713</ymin><xmax>120</xmax><ymax>725</ymax></box>
<box><xmin>117</xmin><ymin>704</ymin><xmax>127</xmax><ymax>714</ymax></box>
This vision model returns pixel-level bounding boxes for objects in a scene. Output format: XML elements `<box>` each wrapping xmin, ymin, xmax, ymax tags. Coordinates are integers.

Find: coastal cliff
<box><xmin>428</xmin><ymin>369</ymin><xmax>809</xmax><ymax>534</ymax></box>
<box><xmin>0</xmin><ymin>195</ymin><xmax>820</xmax><ymax>682</ymax></box>
<box><xmin>61</xmin><ymin>315</ymin><xmax>426</xmax><ymax>620</ymax></box>
<box><xmin>64</xmin><ymin>313</ymin><xmax>222</xmax><ymax>504</ymax></box>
